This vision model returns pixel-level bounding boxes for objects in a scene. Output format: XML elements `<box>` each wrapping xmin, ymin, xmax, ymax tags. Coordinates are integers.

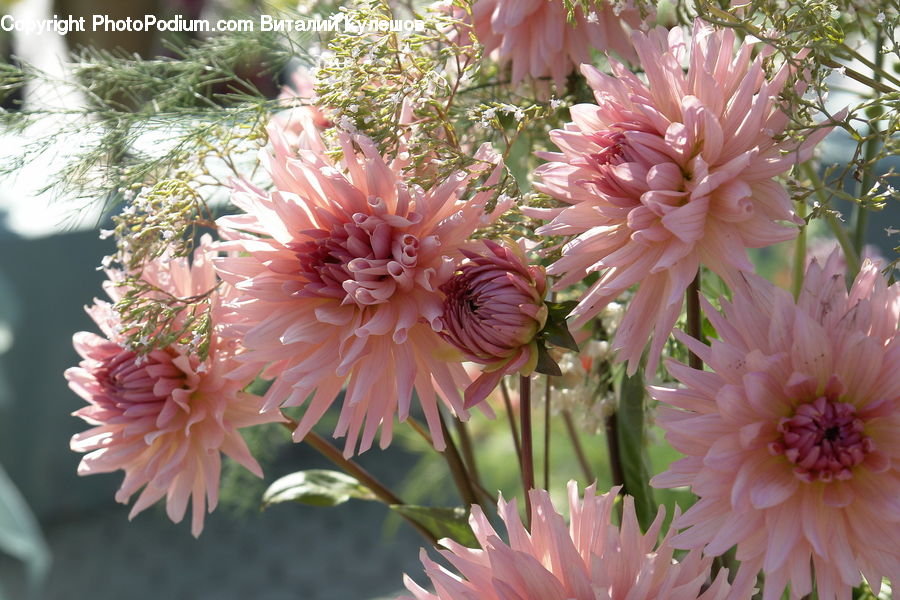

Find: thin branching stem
<box><xmin>562</xmin><ymin>409</ymin><xmax>595</xmax><ymax>483</ymax></box>
<box><xmin>438</xmin><ymin>412</ymin><xmax>486</xmax><ymax>511</ymax></box>
<box><xmin>792</xmin><ymin>197</ymin><xmax>808</xmax><ymax>299</ymax></box>
<box><xmin>500</xmin><ymin>378</ymin><xmax>523</xmax><ymax>464</ymax></box>
<box><xmin>853</xmin><ymin>29</ymin><xmax>885</xmax><ymax>264</ymax></box>
<box><xmin>801</xmin><ymin>162</ymin><xmax>860</xmax><ymax>277</ymax></box>
<box><xmin>454</xmin><ymin>419</ymin><xmax>481</xmax><ymax>491</ymax></box>
<box><xmin>406</xmin><ymin>415</ymin><xmax>492</xmax><ymax>509</ymax></box>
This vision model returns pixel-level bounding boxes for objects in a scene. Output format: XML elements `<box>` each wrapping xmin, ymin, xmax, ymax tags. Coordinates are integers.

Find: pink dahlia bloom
<box><xmin>270</xmin><ymin>69</ymin><xmax>330</xmax><ymax>154</ymax></box>
<box><xmin>439</xmin><ymin>238</ymin><xmax>548</xmax><ymax>408</ymax></box>
<box><xmin>65</xmin><ymin>241</ymin><xmax>278</xmax><ymax>536</ymax></box>
<box><xmin>400</xmin><ymin>482</ymin><xmax>732</xmax><ymax>600</ymax></box>
<box><xmin>215</xmin><ymin>132</ymin><xmax>509</xmax><ymax>457</ymax></box>
<box><xmin>531</xmin><ymin>20</ymin><xmax>836</xmax><ymax>375</ymax></box>
<box><xmin>467</xmin><ymin>0</ymin><xmax>641</xmax><ymax>86</ymax></box>
<box><xmin>651</xmin><ymin>253</ymin><xmax>900</xmax><ymax>600</ymax></box>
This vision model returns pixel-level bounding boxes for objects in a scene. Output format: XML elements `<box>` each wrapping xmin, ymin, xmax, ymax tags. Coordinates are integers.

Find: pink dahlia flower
<box><xmin>466</xmin><ymin>0</ymin><xmax>641</xmax><ymax>86</ymax></box>
<box><xmin>271</xmin><ymin>68</ymin><xmax>330</xmax><ymax>154</ymax></box>
<box><xmin>215</xmin><ymin>132</ymin><xmax>509</xmax><ymax>457</ymax></box>
<box><xmin>651</xmin><ymin>253</ymin><xmax>900</xmax><ymax>600</ymax></box>
<box><xmin>65</xmin><ymin>241</ymin><xmax>278</xmax><ymax>536</ymax></box>
<box><xmin>439</xmin><ymin>238</ymin><xmax>548</xmax><ymax>408</ymax></box>
<box><xmin>400</xmin><ymin>482</ymin><xmax>732</xmax><ymax>600</ymax></box>
<box><xmin>531</xmin><ymin>20</ymin><xmax>836</xmax><ymax>375</ymax></box>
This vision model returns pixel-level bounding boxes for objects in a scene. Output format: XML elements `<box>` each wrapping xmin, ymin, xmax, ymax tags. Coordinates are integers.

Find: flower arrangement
<box><xmin>4</xmin><ymin>0</ymin><xmax>897</xmax><ymax>597</ymax></box>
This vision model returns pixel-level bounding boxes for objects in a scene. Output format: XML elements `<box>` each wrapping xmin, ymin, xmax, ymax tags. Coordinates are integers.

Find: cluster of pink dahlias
<box><xmin>61</xmin><ymin>5</ymin><xmax>899</xmax><ymax>600</ymax></box>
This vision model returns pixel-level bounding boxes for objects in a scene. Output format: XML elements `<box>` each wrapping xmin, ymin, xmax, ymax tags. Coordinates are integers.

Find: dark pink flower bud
<box><xmin>439</xmin><ymin>238</ymin><xmax>547</xmax><ymax>408</ymax></box>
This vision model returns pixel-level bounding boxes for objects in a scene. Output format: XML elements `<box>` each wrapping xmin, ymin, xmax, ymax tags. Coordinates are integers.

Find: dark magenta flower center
<box><xmin>589</xmin><ymin>131</ymin><xmax>627</xmax><ymax>168</ymax></box>
<box><xmin>292</xmin><ymin>198</ymin><xmax>426</xmax><ymax>307</ymax></box>
<box><xmin>769</xmin><ymin>396</ymin><xmax>873</xmax><ymax>483</ymax></box>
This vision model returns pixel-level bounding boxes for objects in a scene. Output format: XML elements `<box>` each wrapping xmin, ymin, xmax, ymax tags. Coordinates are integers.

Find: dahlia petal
<box><xmin>748</xmin><ymin>460</ymin><xmax>799</xmax><ymax>508</ymax></box>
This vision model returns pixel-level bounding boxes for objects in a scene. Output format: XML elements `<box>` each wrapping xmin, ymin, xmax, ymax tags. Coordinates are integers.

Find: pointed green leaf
<box><xmin>544</xmin><ymin>321</ymin><xmax>579</xmax><ymax>352</ymax></box>
<box><xmin>262</xmin><ymin>469</ymin><xmax>377</xmax><ymax>508</ymax></box>
<box><xmin>0</xmin><ymin>463</ymin><xmax>50</xmax><ymax>597</ymax></box>
<box><xmin>538</xmin><ymin>301</ymin><xmax>579</xmax><ymax>352</ymax></box>
<box><xmin>390</xmin><ymin>505</ymin><xmax>478</xmax><ymax>548</ymax></box>
<box><xmin>534</xmin><ymin>342</ymin><xmax>563</xmax><ymax>376</ymax></box>
<box><xmin>615</xmin><ymin>367</ymin><xmax>657</xmax><ymax>531</ymax></box>
<box><xmin>545</xmin><ymin>300</ymin><xmax>578</xmax><ymax>318</ymax></box>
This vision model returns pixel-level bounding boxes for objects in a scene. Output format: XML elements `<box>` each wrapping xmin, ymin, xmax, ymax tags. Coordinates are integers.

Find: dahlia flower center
<box><xmin>769</xmin><ymin>396</ymin><xmax>873</xmax><ymax>483</ymax></box>
<box><xmin>294</xmin><ymin>200</ymin><xmax>425</xmax><ymax>307</ymax></box>
<box><xmin>589</xmin><ymin>131</ymin><xmax>627</xmax><ymax>168</ymax></box>
<box><xmin>96</xmin><ymin>349</ymin><xmax>187</xmax><ymax>409</ymax></box>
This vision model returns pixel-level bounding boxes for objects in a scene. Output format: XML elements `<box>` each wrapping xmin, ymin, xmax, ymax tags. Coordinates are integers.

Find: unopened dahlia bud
<box><xmin>439</xmin><ymin>238</ymin><xmax>548</xmax><ymax>408</ymax></box>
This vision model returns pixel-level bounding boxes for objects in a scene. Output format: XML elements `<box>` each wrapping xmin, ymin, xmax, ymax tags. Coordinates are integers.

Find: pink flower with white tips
<box><xmin>467</xmin><ymin>0</ymin><xmax>642</xmax><ymax>86</ymax></box>
<box><xmin>400</xmin><ymin>482</ymin><xmax>732</xmax><ymax>600</ymax></box>
<box><xmin>215</xmin><ymin>130</ymin><xmax>509</xmax><ymax>457</ymax></box>
<box><xmin>66</xmin><ymin>239</ymin><xmax>278</xmax><ymax>536</ymax></box>
<box><xmin>531</xmin><ymin>20</ymin><xmax>837</xmax><ymax>375</ymax></box>
<box><xmin>652</xmin><ymin>252</ymin><xmax>900</xmax><ymax>600</ymax></box>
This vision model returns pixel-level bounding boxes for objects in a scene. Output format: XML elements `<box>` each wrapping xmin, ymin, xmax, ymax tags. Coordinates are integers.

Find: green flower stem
<box><xmin>686</xmin><ymin>271</ymin><xmax>703</xmax><ymax>370</ymax></box>
<box><xmin>280</xmin><ymin>418</ymin><xmax>438</xmax><ymax>546</ymax></box>
<box><xmin>500</xmin><ymin>378</ymin><xmax>523</xmax><ymax>465</ymax></box>
<box><xmin>839</xmin><ymin>39</ymin><xmax>900</xmax><ymax>91</ymax></box>
<box><xmin>520</xmin><ymin>374</ymin><xmax>535</xmax><ymax>528</ymax></box>
<box><xmin>801</xmin><ymin>161</ymin><xmax>861</xmax><ymax>277</ymax></box>
<box><xmin>454</xmin><ymin>419</ymin><xmax>481</xmax><ymax>491</ymax></box>
<box><xmin>853</xmin><ymin>30</ymin><xmax>885</xmax><ymax>261</ymax></box>
<box><xmin>792</xmin><ymin>197</ymin><xmax>808</xmax><ymax>299</ymax></box>
<box><xmin>562</xmin><ymin>409</ymin><xmax>595</xmax><ymax>483</ymax></box>
<box><xmin>407</xmin><ymin>414</ymin><xmax>490</xmax><ymax>510</ymax></box>
<box><xmin>437</xmin><ymin>412</ymin><xmax>484</xmax><ymax>510</ymax></box>
<box><xmin>604</xmin><ymin>411</ymin><xmax>625</xmax><ymax>490</ymax></box>
<box><xmin>543</xmin><ymin>376</ymin><xmax>552</xmax><ymax>491</ymax></box>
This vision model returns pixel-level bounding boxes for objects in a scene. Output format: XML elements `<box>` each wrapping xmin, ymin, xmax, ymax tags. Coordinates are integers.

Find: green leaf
<box><xmin>390</xmin><ymin>505</ymin><xmax>478</xmax><ymax>548</ymax></box>
<box><xmin>614</xmin><ymin>367</ymin><xmax>657</xmax><ymax>531</ymax></box>
<box><xmin>0</xmin><ymin>462</ymin><xmax>50</xmax><ymax>598</ymax></box>
<box><xmin>539</xmin><ymin>301</ymin><xmax>579</xmax><ymax>352</ymax></box>
<box><xmin>545</xmin><ymin>300</ymin><xmax>578</xmax><ymax>318</ymax></box>
<box><xmin>261</xmin><ymin>470</ymin><xmax>377</xmax><ymax>508</ymax></box>
<box><xmin>534</xmin><ymin>342</ymin><xmax>563</xmax><ymax>376</ymax></box>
